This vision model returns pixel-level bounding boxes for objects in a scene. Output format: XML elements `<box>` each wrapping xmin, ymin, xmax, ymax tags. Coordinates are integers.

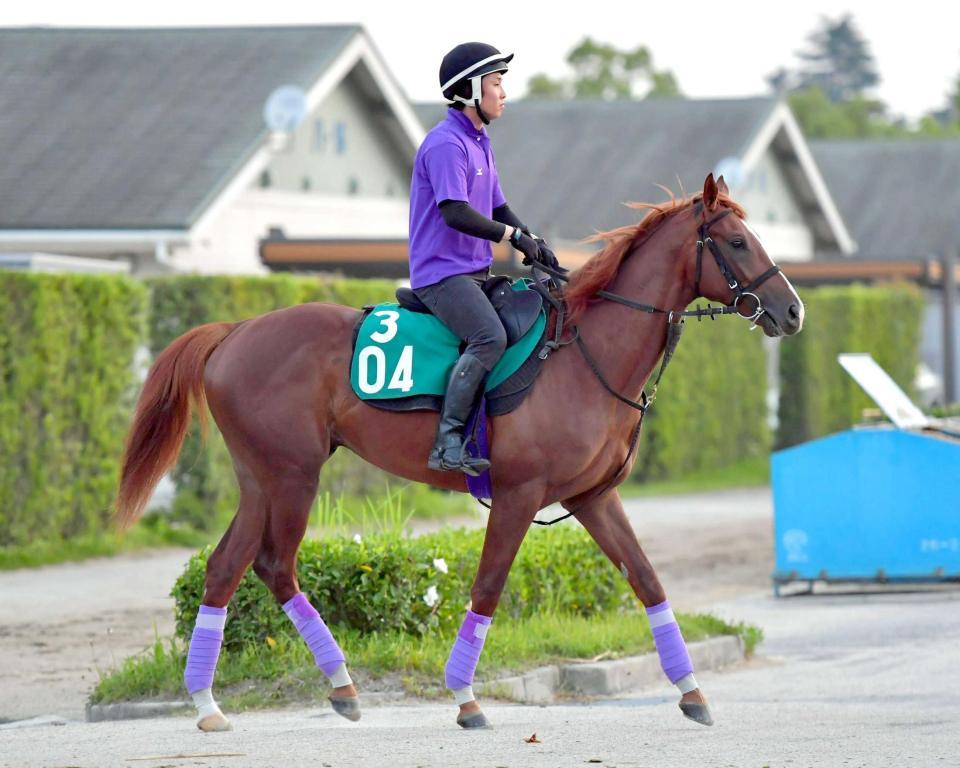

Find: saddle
<box><xmin>350</xmin><ymin>278</ymin><xmax>549</xmax><ymax>502</ymax></box>
<box><xmin>350</xmin><ymin>278</ymin><xmax>548</xmax><ymax>416</ymax></box>
<box><xmin>395</xmin><ymin>275</ymin><xmax>543</xmax><ymax>346</ymax></box>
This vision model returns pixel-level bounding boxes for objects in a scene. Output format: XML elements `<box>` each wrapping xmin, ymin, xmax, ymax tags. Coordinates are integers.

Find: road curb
<box><xmin>477</xmin><ymin>635</ymin><xmax>744</xmax><ymax>703</ymax></box>
<box><xmin>84</xmin><ymin>636</ymin><xmax>745</xmax><ymax>721</ymax></box>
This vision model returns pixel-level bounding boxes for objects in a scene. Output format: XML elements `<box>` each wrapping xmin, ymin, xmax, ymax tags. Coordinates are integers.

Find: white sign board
<box><xmin>837</xmin><ymin>353</ymin><xmax>929</xmax><ymax>430</ymax></box>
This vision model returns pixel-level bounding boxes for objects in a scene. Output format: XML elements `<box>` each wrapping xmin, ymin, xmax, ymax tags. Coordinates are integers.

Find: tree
<box><xmin>768</xmin><ymin>14</ymin><xmax>906</xmax><ymax>138</ymax></box>
<box><xmin>786</xmin><ymin>85</ymin><xmax>897</xmax><ymax>139</ymax></box>
<box><xmin>795</xmin><ymin>14</ymin><xmax>879</xmax><ymax>102</ymax></box>
<box><xmin>526</xmin><ymin>37</ymin><xmax>681</xmax><ymax>100</ymax></box>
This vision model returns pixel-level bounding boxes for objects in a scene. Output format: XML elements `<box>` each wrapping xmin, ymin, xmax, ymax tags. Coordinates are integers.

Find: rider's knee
<box><xmin>470</xmin><ymin>324</ymin><xmax>507</xmax><ymax>369</ymax></box>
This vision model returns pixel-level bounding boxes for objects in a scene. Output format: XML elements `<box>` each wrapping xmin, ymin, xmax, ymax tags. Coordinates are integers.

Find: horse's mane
<box><xmin>563</xmin><ymin>190</ymin><xmax>746</xmax><ymax>323</ymax></box>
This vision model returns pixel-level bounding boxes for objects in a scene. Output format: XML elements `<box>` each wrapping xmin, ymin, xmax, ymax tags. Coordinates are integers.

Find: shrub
<box><xmin>172</xmin><ymin>524</ymin><xmax>632</xmax><ymax>648</ymax></box>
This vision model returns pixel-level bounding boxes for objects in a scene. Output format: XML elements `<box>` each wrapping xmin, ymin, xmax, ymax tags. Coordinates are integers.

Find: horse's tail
<box><xmin>114</xmin><ymin>322</ymin><xmax>235</xmax><ymax>531</ymax></box>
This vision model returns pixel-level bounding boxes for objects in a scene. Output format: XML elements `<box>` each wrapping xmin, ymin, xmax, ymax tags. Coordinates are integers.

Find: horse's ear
<box><xmin>703</xmin><ymin>173</ymin><xmax>719</xmax><ymax>211</ymax></box>
<box><xmin>716</xmin><ymin>174</ymin><xmax>730</xmax><ymax>197</ymax></box>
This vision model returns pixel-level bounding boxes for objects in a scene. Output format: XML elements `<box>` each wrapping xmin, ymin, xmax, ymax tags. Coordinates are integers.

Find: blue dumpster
<box><xmin>771</xmin><ymin>427</ymin><xmax>960</xmax><ymax>592</ymax></box>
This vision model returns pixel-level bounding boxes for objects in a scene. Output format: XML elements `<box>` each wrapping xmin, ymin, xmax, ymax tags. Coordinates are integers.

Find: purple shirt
<box><xmin>408</xmin><ymin>107</ymin><xmax>506</xmax><ymax>289</ymax></box>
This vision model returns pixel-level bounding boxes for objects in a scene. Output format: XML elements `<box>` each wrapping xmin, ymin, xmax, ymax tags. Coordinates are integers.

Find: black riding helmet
<box><xmin>440</xmin><ymin>42</ymin><xmax>513</xmax><ymax>125</ymax></box>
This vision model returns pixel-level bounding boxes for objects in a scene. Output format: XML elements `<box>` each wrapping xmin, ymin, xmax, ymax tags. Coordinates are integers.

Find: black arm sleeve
<box><xmin>438</xmin><ymin>200</ymin><xmax>508</xmax><ymax>242</ymax></box>
<box><xmin>492</xmin><ymin>203</ymin><xmax>527</xmax><ymax>233</ymax></box>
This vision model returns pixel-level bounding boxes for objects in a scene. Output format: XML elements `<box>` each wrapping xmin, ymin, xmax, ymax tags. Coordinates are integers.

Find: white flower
<box><xmin>432</xmin><ymin>557</ymin><xmax>448</xmax><ymax>574</ymax></box>
<box><xmin>353</xmin><ymin>534</ymin><xmax>362</xmax><ymax>544</ymax></box>
<box><xmin>423</xmin><ymin>585</ymin><xmax>440</xmax><ymax>608</ymax></box>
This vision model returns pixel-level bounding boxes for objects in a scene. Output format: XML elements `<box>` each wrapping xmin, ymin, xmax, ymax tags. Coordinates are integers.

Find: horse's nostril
<box><xmin>788</xmin><ymin>304</ymin><xmax>800</xmax><ymax>320</ymax></box>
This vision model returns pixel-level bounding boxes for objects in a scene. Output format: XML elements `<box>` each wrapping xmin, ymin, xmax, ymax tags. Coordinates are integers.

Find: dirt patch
<box><xmin>0</xmin><ymin>548</ymin><xmax>193</xmax><ymax>722</ymax></box>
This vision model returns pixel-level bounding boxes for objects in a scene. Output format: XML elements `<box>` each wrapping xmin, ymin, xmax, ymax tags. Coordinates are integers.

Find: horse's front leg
<box><xmin>565</xmin><ymin>489</ymin><xmax>714</xmax><ymax>726</ymax></box>
<box><xmin>444</xmin><ymin>482</ymin><xmax>540</xmax><ymax>730</ymax></box>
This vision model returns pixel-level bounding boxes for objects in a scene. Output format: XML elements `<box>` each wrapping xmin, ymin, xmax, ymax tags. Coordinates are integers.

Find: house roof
<box><xmin>414</xmin><ymin>98</ymin><xmax>853</xmax><ymax>252</ymax></box>
<box><xmin>810</xmin><ymin>138</ymin><xmax>960</xmax><ymax>260</ymax></box>
<box><xmin>0</xmin><ymin>26</ymin><xmax>362</xmax><ymax>230</ymax></box>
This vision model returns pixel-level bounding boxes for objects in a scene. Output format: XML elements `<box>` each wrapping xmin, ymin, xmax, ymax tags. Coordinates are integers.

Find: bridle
<box><xmin>694</xmin><ymin>207</ymin><xmax>781</xmax><ymax>325</ymax></box>
<box><xmin>525</xmin><ymin>203</ymin><xmax>785</xmax><ymax>526</ymax></box>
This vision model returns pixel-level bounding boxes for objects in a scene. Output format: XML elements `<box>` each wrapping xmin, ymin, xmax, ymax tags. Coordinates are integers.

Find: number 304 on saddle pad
<box><xmin>350</xmin><ymin>295</ymin><xmax>546</xmax><ymax>401</ymax></box>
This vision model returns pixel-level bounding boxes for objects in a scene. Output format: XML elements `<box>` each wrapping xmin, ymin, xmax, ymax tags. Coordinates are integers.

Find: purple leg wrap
<box><xmin>283</xmin><ymin>592</ymin><xmax>345</xmax><ymax>677</ymax></box>
<box><xmin>444</xmin><ymin>609</ymin><xmax>493</xmax><ymax>689</ymax></box>
<box><xmin>646</xmin><ymin>600</ymin><xmax>694</xmax><ymax>684</ymax></box>
<box><xmin>184</xmin><ymin>605</ymin><xmax>227</xmax><ymax>694</ymax></box>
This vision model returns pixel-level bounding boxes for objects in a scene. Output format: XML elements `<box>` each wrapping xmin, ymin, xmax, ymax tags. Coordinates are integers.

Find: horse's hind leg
<box><xmin>250</xmin><ymin>454</ymin><xmax>361</xmax><ymax>722</ymax></box>
<box><xmin>184</xmin><ymin>477</ymin><xmax>267</xmax><ymax>732</ymax></box>
<box><xmin>565</xmin><ymin>489</ymin><xmax>714</xmax><ymax>727</ymax></box>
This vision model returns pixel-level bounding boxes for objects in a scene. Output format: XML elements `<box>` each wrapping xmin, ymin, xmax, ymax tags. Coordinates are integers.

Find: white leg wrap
<box><xmin>676</xmin><ymin>673</ymin><xmax>699</xmax><ymax>694</ymax></box>
<box><xmin>453</xmin><ymin>686</ymin><xmax>475</xmax><ymax>706</ymax></box>
<box><xmin>191</xmin><ymin>687</ymin><xmax>223</xmax><ymax>720</ymax></box>
<box><xmin>328</xmin><ymin>662</ymin><xmax>353</xmax><ymax>688</ymax></box>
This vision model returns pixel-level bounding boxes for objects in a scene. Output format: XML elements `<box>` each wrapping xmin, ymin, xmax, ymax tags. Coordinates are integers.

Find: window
<box><xmin>258</xmin><ymin>170</ymin><xmax>272</xmax><ymax>189</ymax></box>
<box><xmin>312</xmin><ymin>119</ymin><xmax>326</xmax><ymax>152</ymax></box>
<box><xmin>336</xmin><ymin>121</ymin><xmax>347</xmax><ymax>155</ymax></box>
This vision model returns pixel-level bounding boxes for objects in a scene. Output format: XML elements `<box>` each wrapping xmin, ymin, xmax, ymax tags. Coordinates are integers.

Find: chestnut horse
<box><xmin>116</xmin><ymin>174</ymin><xmax>802</xmax><ymax>730</ymax></box>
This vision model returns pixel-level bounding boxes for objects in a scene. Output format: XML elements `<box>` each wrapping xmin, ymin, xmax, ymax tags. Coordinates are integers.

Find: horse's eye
<box><xmin>730</xmin><ymin>238</ymin><xmax>746</xmax><ymax>250</ymax></box>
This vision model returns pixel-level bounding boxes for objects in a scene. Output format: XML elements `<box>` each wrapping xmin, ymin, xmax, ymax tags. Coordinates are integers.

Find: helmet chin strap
<box><xmin>452</xmin><ymin>75</ymin><xmax>491</xmax><ymax>125</ymax></box>
<box><xmin>474</xmin><ymin>99</ymin><xmax>491</xmax><ymax>125</ymax></box>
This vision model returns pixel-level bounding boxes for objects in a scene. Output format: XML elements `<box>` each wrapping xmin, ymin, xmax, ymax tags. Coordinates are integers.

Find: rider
<box><xmin>408</xmin><ymin>42</ymin><xmax>561</xmax><ymax>476</ymax></box>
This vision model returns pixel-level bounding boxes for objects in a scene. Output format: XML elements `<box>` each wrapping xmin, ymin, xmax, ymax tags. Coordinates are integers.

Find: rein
<box><xmin>526</xmin><ymin>206</ymin><xmax>780</xmax><ymax>526</ymax></box>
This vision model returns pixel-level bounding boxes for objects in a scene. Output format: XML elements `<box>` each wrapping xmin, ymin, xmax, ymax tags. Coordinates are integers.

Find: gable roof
<box><xmin>415</xmin><ymin>98</ymin><xmax>853</xmax><ymax>253</ymax></box>
<box><xmin>810</xmin><ymin>138</ymin><xmax>960</xmax><ymax>260</ymax></box>
<box><xmin>0</xmin><ymin>25</ymin><xmax>404</xmax><ymax>231</ymax></box>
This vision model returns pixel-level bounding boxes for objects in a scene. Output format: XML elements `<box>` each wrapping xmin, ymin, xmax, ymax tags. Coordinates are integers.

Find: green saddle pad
<box><xmin>351</xmin><ymin>280</ymin><xmax>546</xmax><ymax>401</ymax></box>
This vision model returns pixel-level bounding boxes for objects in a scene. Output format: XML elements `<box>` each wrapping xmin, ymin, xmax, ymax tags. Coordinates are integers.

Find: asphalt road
<box><xmin>2</xmin><ymin>588</ymin><xmax>957</xmax><ymax>767</ymax></box>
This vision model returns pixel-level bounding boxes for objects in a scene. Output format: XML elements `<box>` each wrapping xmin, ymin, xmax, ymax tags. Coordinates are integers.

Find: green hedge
<box><xmin>0</xmin><ymin>271</ymin><xmax>926</xmax><ymax>550</ymax></box>
<box><xmin>633</xmin><ymin>308</ymin><xmax>770</xmax><ymax>481</ymax></box>
<box><xmin>146</xmin><ymin>275</ymin><xmax>397</xmax><ymax>530</ymax></box>
<box><xmin>172</xmin><ymin>525</ymin><xmax>631</xmax><ymax>648</ymax></box>
<box><xmin>777</xmin><ymin>283</ymin><xmax>923</xmax><ymax>447</ymax></box>
<box><xmin>0</xmin><ymin>273</ymin><xmax>147</xmax><ymax>546</ymax></box>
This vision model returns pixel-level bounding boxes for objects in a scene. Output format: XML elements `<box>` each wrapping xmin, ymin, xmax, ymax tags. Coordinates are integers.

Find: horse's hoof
<box><xmin>197</xmin><ymin>711</ymin><xmax>232</xmax><ymax>732</ymax></box>
<box><xmin>329</xmin><ymin>695</ymin><xmax>361</xmax><ymax>722</ymax></box>
<box><xmin>679</xmin><ymin>701</ymin><xmax>714</xmax><ymax>726</ymax></box>
<box><xmin>456</xmin><ymin>710</ymin><xmax>492</xmax><ymax>730</ymax></box>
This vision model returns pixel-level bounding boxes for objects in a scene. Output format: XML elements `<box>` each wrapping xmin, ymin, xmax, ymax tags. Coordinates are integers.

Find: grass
<box><xmin>310</xmin><ymin>483</ymin><xmax>476</xmax><ymax>538</ymax></box>
<box><xmin>0</xmin><ymin>484</ymin><xmax>474</xmax><ymax>572</ymax></box>
<box><xmin>91</xmin><ymin>609</ymin><xmax>762</xmax><ymax>710</ymax></box>
<box><xmin>0</xmin><ymin>513</ymin><xmax>211</xmax><ymax>571</ymax></box>
<box><xmin>619</xmin><ymin>455</ymin><xmax>770</xmax><ymax>498</ymax></box>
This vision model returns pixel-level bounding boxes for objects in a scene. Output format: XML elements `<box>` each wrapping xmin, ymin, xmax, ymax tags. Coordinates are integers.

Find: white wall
<box><xmin>264</xmin><ymin>71</ymin><xmax>411</xmax><ymax>199</ymax></box>
<box><xmin>737</xmin><ymin>150</ymin><xmax>814</xmax><ymax>262</ymax></box>
<box><xmin>172</xmin><ymin>190</ymin><xmax>410</xmax><ymax>274</ymax></box>
<box><xmin>166</xmin><ymin>67</ymin><xmax>416</xmax><ymax>275</ymax></box>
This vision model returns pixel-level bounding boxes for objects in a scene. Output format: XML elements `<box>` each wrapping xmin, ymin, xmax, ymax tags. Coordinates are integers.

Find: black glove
<box><xmin>532</xmin><ymin>236</ymin><xmax>564</xmax><ymax>273</ymax></box>
<box><xmin>509</xmin><ymin>227</ymin><xmax>541</xmax><ymax>266</ymax></box>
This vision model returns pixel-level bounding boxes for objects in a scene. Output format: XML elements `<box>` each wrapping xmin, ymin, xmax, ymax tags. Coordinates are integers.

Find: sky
<box><xmin>3</xmin><ymin>1</ymin><xmax>958</xmax><ymax>122</ymax></box>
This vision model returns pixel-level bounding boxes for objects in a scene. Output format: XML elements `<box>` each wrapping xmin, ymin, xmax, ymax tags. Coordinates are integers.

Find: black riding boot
<box><xmin>428</xmin><ymin>352</ymin><xmax>491</xmax><ymax>476</ymax></box>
